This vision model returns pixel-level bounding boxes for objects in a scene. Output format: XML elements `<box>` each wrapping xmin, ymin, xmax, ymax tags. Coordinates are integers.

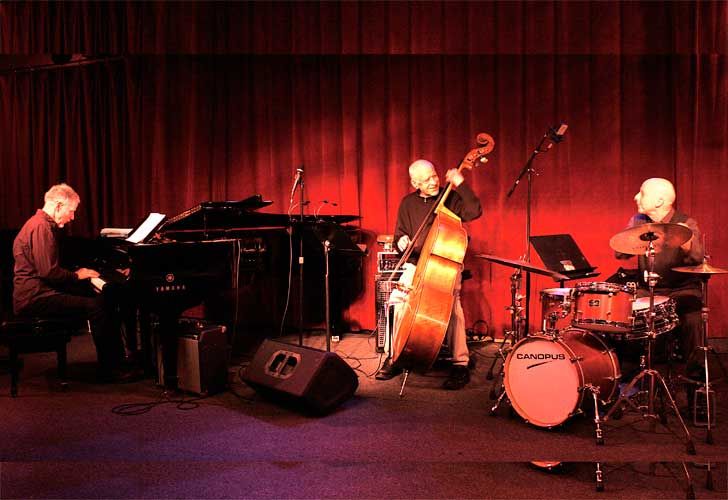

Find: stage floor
<box><xmin>1</xmin><ymin>330</ymin><xmax>726</xmax><ymax>498</ymax></box>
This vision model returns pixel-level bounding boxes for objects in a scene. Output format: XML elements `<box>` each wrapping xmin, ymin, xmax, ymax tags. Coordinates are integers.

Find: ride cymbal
<box><xmin>609</xmin><ymin>223</ymin><xmax>692</xmax><ymax>255</ymax></box>
<box><xmin>672</xmin><ymin>262</ymin><xmax>728</xmax><ymax>275</ymax></box>
<box><xmin>475</xmin><ymin>254</ymin><xmax>569</xmax><ymax>280</ymax></box>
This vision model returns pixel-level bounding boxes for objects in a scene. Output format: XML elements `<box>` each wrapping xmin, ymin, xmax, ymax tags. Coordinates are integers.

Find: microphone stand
<box><xmin>506</xmin><ymin>125</ymin><xmax>566</xmax><ymax>335</ymax></box>
<box><xmin>297</xmin><ymin>169</ymin><xmax>305</xmax><ymax>347</ymax></box>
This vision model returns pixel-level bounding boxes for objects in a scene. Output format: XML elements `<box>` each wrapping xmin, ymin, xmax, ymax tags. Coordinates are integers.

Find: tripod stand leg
<box><xmin>680</xmin><ymin>462</ymin><xmax>695</xmax><ymax>500</ymax></box>
<box><xmin>702</xmin><ymin>347</ymin><xmax>715</xmax><ymax>444</ymax></box>
<box><xmin>487</xmin><ymin>330</ymin><xmax>513</xmax><ymax>380</ymax></box>
<box><xmin>603</xmin><ymin>371</ymin><xmax>647</xmax><ymax>421</ymax></box>
<box><xmin>486</xmin><ymin>351</ymin><xmax>500</xmax><ymax>381</ymax></box>
<box><xmin>588</xmin><ymin>388</ymin><xmax>605</xmax><ymax>445</ymax></box>
<box><xmin>398</xmin><ymin>369</ymin><xmax>410</xmax><ymax>398</ymax></box>
<box><xmin>489</xmin><ymin>370</ymin><xmax>503</xmax><ymax>400</ymax></box>
<box><xmin>655</xmin><ymin>373</ymin><xmax>696</xmax><ymax>455</ymax></box>
<box><xmin>595</xmin><ymin>462</ymin><xmax>604</xmax><ymax>492</ymax></box>
<box><xmin>490</xmin><ymin>386</ymin><xmax>508</xmax><ymax>416</ymax></box>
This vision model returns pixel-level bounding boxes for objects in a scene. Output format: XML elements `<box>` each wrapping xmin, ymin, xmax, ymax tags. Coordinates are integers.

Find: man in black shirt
<box><xmin>376</xmin><ymin>160</ymin><xmax>482</xmax><ymax>389</ymax></box>
<box><xmin>13</xmin><ymin>183</ymin><xmax>129</xmax><ymax>382</ymax></box>
<box><xmin>615</xmin><ymin>178</ymin><xmax>703</xmax><ymax>371</ymax></box>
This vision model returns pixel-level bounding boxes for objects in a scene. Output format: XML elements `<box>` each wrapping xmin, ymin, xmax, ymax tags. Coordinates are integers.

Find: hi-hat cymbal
<box><xmin>475</xmin><ymin>254</ymin><xmax>569</xmax><ymax>280</ymax></box>
<box><xmin>609</xmin><ymin>223</ymin><xmax>692</xmax><ymax>255</ymax></box>
<box><xmin>673</xmin><ymin>262</ymin><xmax>728</xmax><ymax>275</ymax></box>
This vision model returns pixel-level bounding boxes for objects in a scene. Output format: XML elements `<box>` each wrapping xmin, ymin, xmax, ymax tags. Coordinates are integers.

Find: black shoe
<box><xmin>443</xmin><ymin>365</ymin><xmax>470</xmax><ymax>390</ymax></box>
<box><xmin>97</xmin><ymin>366</ymin><xmax>144</xmax><ymax>384</ymax></box>
<box><xmin>376</xmin><ymin>357</ymin><xmax>402</xmax><ymax>380</ymax></box>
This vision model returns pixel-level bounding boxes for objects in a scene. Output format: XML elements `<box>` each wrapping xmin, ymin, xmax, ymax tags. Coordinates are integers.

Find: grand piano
<box><xmin>70</xmin><ymin>195</ymin><xmax>364</xmax><ymax>387</ymax></box>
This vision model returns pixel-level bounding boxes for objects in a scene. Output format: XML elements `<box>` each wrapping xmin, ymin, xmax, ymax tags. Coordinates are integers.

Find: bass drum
<box><xmin>504</xmin><ymin>328</ymin><xmax>620</xmax><ymax>428</ymax></box>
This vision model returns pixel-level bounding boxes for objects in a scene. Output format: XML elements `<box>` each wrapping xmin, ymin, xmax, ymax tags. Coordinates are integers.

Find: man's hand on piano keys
<box><xmin>75</xmin><ymin>268</ymin><xmax>100</xmax><ymax>280</ymax></box>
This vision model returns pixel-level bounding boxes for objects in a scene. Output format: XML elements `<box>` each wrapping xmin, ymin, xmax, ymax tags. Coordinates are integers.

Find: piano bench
<box><xmin>0</xmin><ymin>317</ymin><xmax>79</xmax><ymax>397</ymax></box>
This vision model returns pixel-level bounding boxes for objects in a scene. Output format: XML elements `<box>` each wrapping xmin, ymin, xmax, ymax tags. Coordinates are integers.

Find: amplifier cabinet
<box><xmin>176</xmin><ymin>318</ymin><xmax>229</xmax><ymax>396</ymax></box>
<box><xmin>374</xmin><ymin>272</ymin><xmax>401</xmax><ymax>352</ymax></box>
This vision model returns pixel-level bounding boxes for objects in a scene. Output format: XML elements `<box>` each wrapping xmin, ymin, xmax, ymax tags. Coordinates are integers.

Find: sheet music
<box><xmin>125</xmin><ymin>213</ymin><xmax>166</xmax><ymax>244</ymax></box>
<box><xmin>90</xmin><ymin>277</ymin><xmax>106</xmax><ymax>293</ymax></box>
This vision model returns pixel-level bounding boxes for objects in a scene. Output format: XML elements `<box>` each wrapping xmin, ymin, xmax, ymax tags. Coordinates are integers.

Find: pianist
<box><xmin>12</xmin><ymin>183</ymin><xmax>134</xmax><ymax>383</ymax></box>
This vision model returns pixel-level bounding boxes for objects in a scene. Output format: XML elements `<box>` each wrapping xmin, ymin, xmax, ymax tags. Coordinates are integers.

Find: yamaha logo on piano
<box><xmin>165</xmin><ymin>273</ymin><xmax>175</xmax><ymax>283</ymax></box>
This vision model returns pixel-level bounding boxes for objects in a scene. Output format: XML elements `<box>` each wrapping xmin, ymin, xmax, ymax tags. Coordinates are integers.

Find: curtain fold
<box><xmin>2</xmin><ymin>1</ymin><xmax>726</xmax><ymax>55</ymax></box>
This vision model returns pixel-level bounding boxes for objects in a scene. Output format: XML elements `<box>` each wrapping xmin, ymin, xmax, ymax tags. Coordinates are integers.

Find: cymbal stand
<box><xmin>679</xmin><ymin>269</ymin><xmax>728</xmax><ymax>444</ymax></box>
<box><xmin>487</xmin><ymin>268</ymin><xmax>523</xmax><ymax>386</ymax></box>
<box><xmin>488</xmin><ymin>269</ymin><xmax>525</xmax><ymax>410</ymax></box>
<box><xmin>603</xmin><ymin>237</ymin><xmax>696</xmax><ymax>455</ymax></box>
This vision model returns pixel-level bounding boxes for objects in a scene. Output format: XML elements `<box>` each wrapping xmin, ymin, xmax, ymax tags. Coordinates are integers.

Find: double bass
<box><xmin>392</xmin><ymin>135</ymin><xmax>494</xmax><ymax>372</ymax></box>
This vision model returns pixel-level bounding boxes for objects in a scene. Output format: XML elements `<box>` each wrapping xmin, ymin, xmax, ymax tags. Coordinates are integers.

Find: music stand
<box><xmin>530</xmin><ymin>234</ymin><xmax>600</xmax><ymax>284</ymax></box>
<box><xmin>312</xmin><ymin>221</ymin><xmax>366</xmax><ymax>351</ymax></box>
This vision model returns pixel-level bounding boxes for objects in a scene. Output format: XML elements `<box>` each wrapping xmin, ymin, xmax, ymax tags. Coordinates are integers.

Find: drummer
<box><xmin>615</xmin><ymin>177</ymin><xmax>704</xmax><ymax>371</ymax></box>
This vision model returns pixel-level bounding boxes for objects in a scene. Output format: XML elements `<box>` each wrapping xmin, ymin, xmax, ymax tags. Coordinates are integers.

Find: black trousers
<box><xmin>18</xmin><ymin>291</ymin><xmax>124</xmax><ymax>374</ymax></box>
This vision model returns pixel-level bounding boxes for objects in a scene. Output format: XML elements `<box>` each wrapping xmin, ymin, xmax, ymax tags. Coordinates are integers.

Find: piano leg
<box><xmin>156</xmin><ymin>313</ymin><xmax>180</xmax><ymax>390</ymax></box>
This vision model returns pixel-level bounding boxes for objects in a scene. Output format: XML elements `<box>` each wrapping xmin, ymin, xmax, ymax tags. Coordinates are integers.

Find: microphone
<box><xmin>290</xmin><ymin>166</ymin><xmax>304</xmax><ymax>201</ymax></box>
<box><xmin>548</xmin><ymin>123</ymin><xmax>568</xmax><ymax>143</ymax></box>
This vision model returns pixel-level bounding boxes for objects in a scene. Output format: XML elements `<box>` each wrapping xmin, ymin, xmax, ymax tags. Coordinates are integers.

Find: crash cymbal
<box><xmin>609</xmin><ymin>223</ymin><xmax>692</xmax><ymax>255</ymax></box>
<box><xmin>475</xmin><ymin>254</ymin><xmax>570</xmax><ymax>280</ymax></box>
<box><xmin>673</xmin><ymin>262</ymin><xmax>728</xmax><ymax>275</ymax></box>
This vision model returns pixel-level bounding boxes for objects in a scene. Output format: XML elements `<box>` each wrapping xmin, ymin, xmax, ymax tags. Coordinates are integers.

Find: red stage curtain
<box><xmin>2</xmin><ymin>1</ymin><xmax>726</xmax><ymax>55</ymax></box>
<box><xmin>1</xmin><ymin>2</ymin><xmax>726</xmax><ymax>336</ymax></box>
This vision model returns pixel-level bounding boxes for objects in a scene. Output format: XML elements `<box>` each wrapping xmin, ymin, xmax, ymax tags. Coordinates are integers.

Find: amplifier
<box><xmin>377</xmin><ymin>251</ymin><xmax>400</xmax><ymax>273</ymax></box>
<box><xmin>374</xmin><ymin>272</ymin><xmax>401</xmax><ymax>352</ymax></box>
<box><xmin>175</xmin><ymin>318</ymin><xmax>229</xmax><ymax>396</ymax></box>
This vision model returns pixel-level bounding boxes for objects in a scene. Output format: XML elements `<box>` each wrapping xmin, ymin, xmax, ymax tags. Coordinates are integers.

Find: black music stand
<box><xmin>312</xmin><ymin>221</ymin><xmax>366</xmax><ymax>351</ymax></box>
<box><xmin>530</xmin><ymin>234</ymin><xmax>600</xmax><ymax>284</ymax></box>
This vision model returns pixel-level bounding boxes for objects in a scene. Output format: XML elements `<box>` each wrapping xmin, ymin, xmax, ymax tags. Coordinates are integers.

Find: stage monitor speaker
<box><xmin>242</xmin><ymin>339</ymin><xmax>358</xmax><ymax>414</ymax></box>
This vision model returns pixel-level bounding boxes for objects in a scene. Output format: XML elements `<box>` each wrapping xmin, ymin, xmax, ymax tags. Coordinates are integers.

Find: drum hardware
<box><xmin>476</xmin><ymin>253</ymin><xmax>569</xmax><ymax>336</ymax></box>
<box><xmin>673</xmin><ymin>256</ymin><xmax>728</xmax><ymax>444</ymax></box>
<box><xmin>476</xmin><ymin>254</ymin><xmax>566</xmax><ymax>369</ymax></box>
<box><xmin>602</xmin><ymin>225</ymin><xmax>696</xmax><ymax>455</ymax></box>
<box><xmin>486</xmin><ymin>268</ymin><xmax>524</xmax><ymax>395</ymax></box>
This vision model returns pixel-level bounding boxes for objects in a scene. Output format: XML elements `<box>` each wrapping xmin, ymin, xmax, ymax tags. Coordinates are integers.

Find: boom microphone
<box><xmin>290</xmin><ymin>166</ymin><xmax>304</xmax><ymax>201</ymax></box>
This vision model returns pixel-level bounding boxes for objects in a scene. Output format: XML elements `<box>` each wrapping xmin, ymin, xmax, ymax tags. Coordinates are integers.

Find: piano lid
<box><xmin>159</xmin><ymin>195</ymin><xmax>360</xmax><ymax>233</ymax></box>
<box><xmin>159</xmin><ymin>195</ymin><xmax>273</xmax><ymax>232</ymax></box>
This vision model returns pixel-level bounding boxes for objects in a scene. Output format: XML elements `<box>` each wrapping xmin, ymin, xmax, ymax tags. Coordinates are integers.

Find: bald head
<box><xmin>408</xmin><ymin>159</ymin><xmax>440</xmax><ymax>196</ymax></box>
<box><xmin>634</xmin><ymin>177</ymin><xmax>676</xmax><ymax>221</ymax></box>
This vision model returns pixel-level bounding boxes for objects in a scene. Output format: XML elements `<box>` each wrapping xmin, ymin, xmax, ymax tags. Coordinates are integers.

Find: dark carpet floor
<box><xmin>1</xmin><ymin>330</ymin><xmax>727</xmax><ymax>499</ymax></box>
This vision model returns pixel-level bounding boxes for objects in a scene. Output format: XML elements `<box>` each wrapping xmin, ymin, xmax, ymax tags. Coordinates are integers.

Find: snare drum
<box><xmin>504</xmin><ymin>328</ymin><xmax>620</xmax><ymax>428</ymax></box>
<box><xmin>540</xmin><ymin>288</ymin><xmax>573</xmax><ymax>331</ymax></box>
<box><xmin>628</xmin><ymin>296</ymin><xmax>679</xmax><ymax>340</ymax></box>
<box><xmin>573</xmin><ymin>282</ymin><xmax>635</xmax><ymax>332</ymax></box>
